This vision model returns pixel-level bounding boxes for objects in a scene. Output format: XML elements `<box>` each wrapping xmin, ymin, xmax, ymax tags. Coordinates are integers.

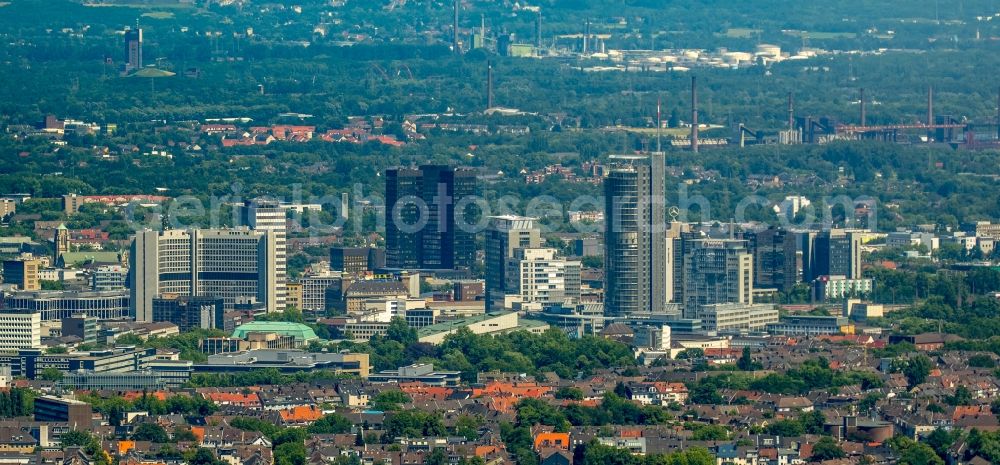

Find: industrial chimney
<box><xmin>691</xmin><ymin>76</ymin><xmax>699</xmax><ymax>153</ymax></box>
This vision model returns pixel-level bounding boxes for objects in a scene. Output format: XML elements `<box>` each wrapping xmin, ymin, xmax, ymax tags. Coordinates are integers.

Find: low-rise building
<box><xmin>368</xmin><ymin>363</ymin><xmax>461</xmax><ymax>387</ymax></box>
<box><xmin>696</xmin><ymin>303</ymin><xmax>780</xmax><ymax>332</ymax></box>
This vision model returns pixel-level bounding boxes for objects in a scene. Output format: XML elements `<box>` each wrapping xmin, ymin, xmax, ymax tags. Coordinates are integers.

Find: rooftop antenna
<box><xmin>656</xmin><ymin>95</ymin><xmax>662</xmax><ymax>153</ymax></box>
<box><xmin>859</xmin><ymin>87</ymin><xmax>866</xmax><ymax>127</ymax></box>
<box><xmin>787</xmin><ymin>92</ymin><xmax>794</xmax><ymax>130</ymax></box>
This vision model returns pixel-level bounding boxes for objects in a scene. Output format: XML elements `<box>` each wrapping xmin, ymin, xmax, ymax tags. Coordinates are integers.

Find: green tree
<box><xmin>810</xmin><ymin>437</ymin><xmax>846</xmax><ymax>461</ymax></box>
<box><xmin>385</xmin><ymin>317</ymin><xmax>417</xmax><ymax>346</ymax></box>
<box><xmin>691</xmin><ymin>424</ymin><xmax>729</xmax><ymax>441</ymax></box>
<box><xmin>898</xmin><ymin>355</ymin><xmax>933</xmax><ymax>388</ymax></box>
<box><xmin>307</xmin><ymin>413</ymin><xmax>353</xmax><ymax>434</ymax></box>
<box><xmin>454</xmin><ymin>415</ymin><xmax>482</xmax><ymax>441</ymax></box>
<box><xmin>61</xmin><ymin>430</ymin><xmax>94</xmax><ymax>447</ymax></box>
<box><xmin>737</xmin><ymin>347</ymin><xmax>761</xmax><ymax>371</ymax></box>
<box><xmin>554</xmin><ymin>387</ymin><xmax>584</xmax><ymax>400</ymax></box>
<box><xmin>371</xmin><ymin>390</ymin><xmax>412</xmax><ymax>412</ymax></box>
<box><xmin>891</xmin><ymin>437</ymin><xmax>945</xmax><ymax>465</ymax></box>
<box><xmin>274</xmin><ymin>442</ymin><xmax>307</xmax><ymax>465</ymax></box>
<box><xmin>131</xmin><ymin>423</ymin><xmax>170</xmax><ymax>443</ymax></box>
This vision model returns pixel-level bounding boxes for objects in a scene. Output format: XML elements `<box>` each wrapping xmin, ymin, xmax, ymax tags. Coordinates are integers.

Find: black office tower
<box><xmin>746</xmin><ymin>227</ymin><xmax>797</xmax><ymax>292</ymax></box>
<box><xmin>385</xmin><ymin>165</ymin><xmax>478</xmax><ymax>270</ymax></box>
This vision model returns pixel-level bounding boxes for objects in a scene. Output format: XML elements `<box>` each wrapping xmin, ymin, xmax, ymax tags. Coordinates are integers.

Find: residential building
<box><xmin>151</xmin><ymin>295</ymin><xmax>225</xmax><ymax>331</ymax></box>
<box><xmin>2</xmin><ymin>258</ymin><xmax>40</xmax><ymax>291</ymax></box>
<box><xmin>813</xmin><ymin>275</ymin><xmax>873</xmax><ymax>301</ymax></box>
<box><xmin>604</xmin><ymin>155</ymin><xmax>666</xmax><ymax>317</ymax></box>
<box><xmin>682</xmin><ymin>239</ymin><xmax>753</xmax><ymax>318</ymax></box>
<box><xmin>129</xmin><ymin>227</ymin><xmax>280</xmax><ymax>321</ymax></box>
<box><xmin>485</xmin><ymin>215</ymin><xmax>541</xmax><ymax>310</ymax></box>
<box><xmin>0</xmin><ymin>312</ymin><xmax>41</xmax><ymax>350</ymax></box>
<box><xmin>385</xmin><ymin>165</ymin><xmax>478</xmax><ymax>270</ymax></box>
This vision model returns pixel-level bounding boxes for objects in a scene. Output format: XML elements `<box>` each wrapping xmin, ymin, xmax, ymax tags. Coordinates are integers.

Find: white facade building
<box><xmin>129</xmin><ymin>228</ymin><xmax>279</xmax><ymax>321</ymax></box>
<box><xmin>0</xmin><ymin>313</ymin><xmax>41</xmax><ymax>350</ymax></box>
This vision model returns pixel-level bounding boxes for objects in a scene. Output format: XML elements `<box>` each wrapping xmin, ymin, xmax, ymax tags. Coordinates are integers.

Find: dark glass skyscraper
<box><xmin>746</xmin><ymin>226</ymin><xmax>797</xmax><ymax>292</ymax></box>
<box><xmin>385</xmin><ymin>165</ymin><xmax>478</xmax><ymax>270</ymax></box>
<box><xmin>604</xmin><ymin>155</ymin><xmax>666</xmax><ymax>317</ymax></box>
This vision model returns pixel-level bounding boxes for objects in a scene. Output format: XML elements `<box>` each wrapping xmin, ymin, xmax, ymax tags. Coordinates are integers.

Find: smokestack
<box><xmin>691</xmin><ymin>76</ymin><xmax>699</xmax><ymax>153</ymax></box>
<box><xmin>859</xmin><ymin>87</ymin><xmax>866</xmax><ymax>127</ymax></box>
<box><xmin>480</xmin><ymin>13</ymin><xmax>485</xmax><ymax>47</ymax></box>
<box><xmin>487</xmin><ymin>61</ymin><xmax>494</xmax><ymax>109</ymax></box>
<box><xmin>453</xmin><ymin>0</ymin><xmax>460</xmax><ymax>54</ymax></box>
<box><xmin>927</xmin><ymin>86</ymin><xmax>934</xmax><ymax>126</ymax></box>
<box><xmin>583</xmin><ymin>19</ymin><xmax>590</xmax><ymax>54</ymax></box>
<box><xmin>535</xmin><ymin>11</ymin><xmax>542</xmax><ymax>48</ymax></box>
<box><xmin>927</xmin><ymin>86</ymin><xmax>934</xmax><ymax>141</ymax></box>
<box><xmin>787</xmin><ymin>92</ymin><xmax>794</xmax><ymax>130</ymax></box>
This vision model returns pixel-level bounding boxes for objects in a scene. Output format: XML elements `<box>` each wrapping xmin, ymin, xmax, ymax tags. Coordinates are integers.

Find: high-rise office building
<box><xmin>124</xmin><ymin>27</ymin><xmax>142</xmax><ymax>74</ymax></box>
<box><xmin>241</xmin><ymin>199</ymin><xmax>287</xmax><ymax>311</ymax></box>
<box><xmin>504</xmin><ymin>248</ymin><xmax>581</xmax><ymax>307</ymax></box>
<box><xmin>485</xmin><ymin>215</ymin><xmax>541</xmax><ymax>310</ymax></box>
<box><xmin>2</xmin><ymin>258</ymin><xmax>40</xmax><ymax>291</ymax></box>
<box><xmin>746</xmin><ymin>227</ymin><xmax>797</xmax><ymax>292</ymax></box>
<box><xmin>682</xmin><ymin>239</ymin><xmax>753</xmax><ymax>318</ymax></box>
<box><xmin>129</xmin><ymin>228</ymin><xmax>279</xmax><ymax>322</ymax></box>
<box><xmin>385</xmin><ymin>165</ymin><xmax>478</xmax><ymax>270</ymax></box>
<box><xmin>805</xmin><ymin>229</ymin><xmax>862</xmax><ymax>281</ymax></box>
<box><xmin>151</xmin><ymin>295</ymin><xmax>225</xmax><ymax>331</ymax></box>
<box><xmin>603</xmin><ymin>155</ymin><xmax>666</xmax><ymax>317</ymax></box>
<box><xmin>666</xmin><ymin>223</ymin><xmax>695</xmax><ymax>304</ymax></box>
